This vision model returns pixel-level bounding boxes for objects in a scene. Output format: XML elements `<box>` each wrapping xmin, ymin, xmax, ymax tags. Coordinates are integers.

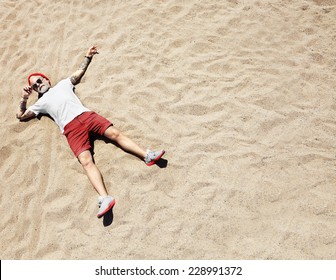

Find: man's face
<box><xmin>30</xmin><ymin>76</ymin><xmax>51</xmax><ymax>94</ymax></box>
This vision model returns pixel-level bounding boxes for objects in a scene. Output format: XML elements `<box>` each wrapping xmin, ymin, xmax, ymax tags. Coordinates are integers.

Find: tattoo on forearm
<box><xmin>19</xmin><ymin>100</ymin><xmax>27</xmax><ymax>111</ymax></box>
<box><xmin>71</xmin><ymin>56</ymin><xmax>92</xmax><ymax>84</ymax></box>
<box><xmin>80</xmin><ymin>57</ymin><xmax>91</xmax><ymax>70</ymax></box>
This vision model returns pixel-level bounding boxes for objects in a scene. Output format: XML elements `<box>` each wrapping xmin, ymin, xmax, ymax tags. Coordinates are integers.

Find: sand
<box><xmin>0</xmin><ymin>0</ymin><xmax>336</xmax><ymax>260</ymax></box>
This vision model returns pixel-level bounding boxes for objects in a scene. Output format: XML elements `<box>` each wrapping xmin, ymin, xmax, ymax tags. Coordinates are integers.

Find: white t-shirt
<box><xmin>28</xmin><ymin>78</ymin><xmax>90</xmax><ymax>133</ymax></box>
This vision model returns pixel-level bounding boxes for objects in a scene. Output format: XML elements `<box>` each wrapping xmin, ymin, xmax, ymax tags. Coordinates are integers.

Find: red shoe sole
<box><xmin>97</xmin><ymin>199</ymin><xmax>116</xmax><ymax>218</ymax></box>
<box><xmin>146</xmin><ymin>150</ymin><xmax>165</xmax><ymax>166</ymax></box>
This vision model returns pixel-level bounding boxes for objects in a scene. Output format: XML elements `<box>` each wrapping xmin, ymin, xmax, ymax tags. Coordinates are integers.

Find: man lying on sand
<box><xmin>16</xmin><ymin>46</ymin><xmax>165</xmax><ymax>218</ymax></box>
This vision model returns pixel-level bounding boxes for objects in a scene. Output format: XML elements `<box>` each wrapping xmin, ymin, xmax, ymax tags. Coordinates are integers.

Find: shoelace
<box><xmin>145</xmin><ymin>150</ymin><xmax>153</xmax><ymax>163</ymax></box>
<box><xmin>98</xmin><ymin>196</ymin><xmax>104</xmax><ymax>207</ymax></box>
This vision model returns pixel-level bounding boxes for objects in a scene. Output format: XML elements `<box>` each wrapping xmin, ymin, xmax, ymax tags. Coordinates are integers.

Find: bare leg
<box><xmin>78</xmin><ymin>150</ymin><xmax>108</xmax><ymax>197</ymax></box>
<box><xmin>104</xmin><ymin>126</ymin><xmax>146</xmax><ymax>159</ymax></box>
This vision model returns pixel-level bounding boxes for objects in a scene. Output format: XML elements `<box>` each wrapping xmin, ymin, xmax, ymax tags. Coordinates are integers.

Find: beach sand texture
<box><xmin>1</xmin><ymin>0</ymin><xmax>336</xmax><ymax>259</ymax></box>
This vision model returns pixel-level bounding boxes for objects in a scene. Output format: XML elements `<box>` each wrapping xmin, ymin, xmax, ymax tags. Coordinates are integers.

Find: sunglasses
<box><xmin>31</xmin><ymin>78</ymin><xmax>43</xmax><ymax>91</ymax></box>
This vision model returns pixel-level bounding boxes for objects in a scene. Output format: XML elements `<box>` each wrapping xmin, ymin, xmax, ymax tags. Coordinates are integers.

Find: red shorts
<box><xmin>63</xmin><ymin>111</ymin><xmax>113</xmax><ymax>157</ymax></box>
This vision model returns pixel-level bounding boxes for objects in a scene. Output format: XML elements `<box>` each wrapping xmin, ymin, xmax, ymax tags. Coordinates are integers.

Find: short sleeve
<box><xmin>65</xmin><ymin>77</ymin><xmax>75</xmax><ymax>89</ymax></box>
<box><xmin>27</xmin><ymin>98</ymin><xmax>47</xmax><ymax>115</ymax></box>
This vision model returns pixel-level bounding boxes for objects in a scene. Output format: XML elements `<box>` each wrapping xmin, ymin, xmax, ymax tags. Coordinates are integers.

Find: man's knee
<box><xmin>105</xmin><ymin>127</ymin><xmax>121</xmax><ymax>140</ymax></box>
<box><xmin>78</xmin><ymin>151</ymin><xmax>94</xmax><ymax>169</ymax></box>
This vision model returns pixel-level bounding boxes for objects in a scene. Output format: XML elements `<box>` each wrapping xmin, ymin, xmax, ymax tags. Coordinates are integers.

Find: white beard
<box><xmin>38</xmin><ymin>84</ymin><xmax>50</xmax><ymax>94</ymax></box>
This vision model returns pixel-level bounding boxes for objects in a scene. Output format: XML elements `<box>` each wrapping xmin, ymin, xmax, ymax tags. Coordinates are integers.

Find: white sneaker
<box><xmin>144</xmin><ymin>149</ymin><xmax>165</xmax><ymax>166</ymax></box>
<box><xmin>97</xmin><ymin>195</ymin><xmax>116</xmax><ymax>218</ymax></box>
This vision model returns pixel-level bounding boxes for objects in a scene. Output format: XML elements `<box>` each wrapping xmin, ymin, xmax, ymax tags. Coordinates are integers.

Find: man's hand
<box><xmin>85</xmin><ymin>46</ymin><xmax>99</xmax><ymax>58</ymax></box>
<box><xmin>22</xmin><ymin>86</ymin><xmax>32</xmax><ymax>99</ymax></box>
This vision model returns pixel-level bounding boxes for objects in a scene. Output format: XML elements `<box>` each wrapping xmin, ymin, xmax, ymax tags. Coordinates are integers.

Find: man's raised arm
<box><xmin>70</xmin><ymin>46</ymin><xmax>99</xmax><ymax>85</ymax></box>
<box><xmin>16</xmin><ymin>86</ymin><xmax>36</xmax><ymax>121</ymax></box>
